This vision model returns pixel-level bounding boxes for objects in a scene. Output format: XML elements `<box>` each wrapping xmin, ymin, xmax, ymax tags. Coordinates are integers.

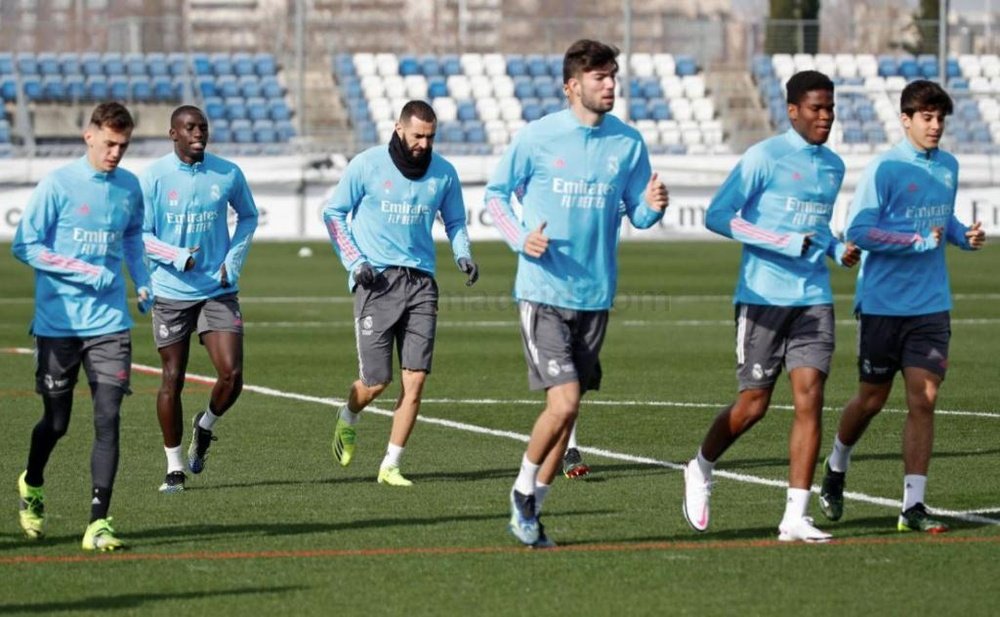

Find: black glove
<box><xmin>457</xmin><ymin>257</ymin><xmax>479</xmax><ymax>287</ymax></box>
<box><xmin>353</xmin><ymin>261</ymin><xmax>376</xmax><ymax>289</ymax></box>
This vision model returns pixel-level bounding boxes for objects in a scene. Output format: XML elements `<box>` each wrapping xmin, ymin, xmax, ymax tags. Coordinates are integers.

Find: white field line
<box><xmin>231</xmin><ymin>318</ymin><xmax>1000</xmax><ymax>329</ymax></box>
<box><xmin>3</xmin><ymin>347</ymin><xmax>998</xmax><ymax>526</ymax></box>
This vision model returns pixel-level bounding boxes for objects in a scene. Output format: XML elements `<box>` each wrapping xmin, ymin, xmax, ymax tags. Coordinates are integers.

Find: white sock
<box><xmin>339</xmin><ymin>404</ymin><xmax>360</xmax><ymax>425</ymax></box>
<box><xmin>782</xmin><ymin>487</ymin><xmax>811</xmax><ymax>522</ymax></box>
<box><xmin>198</xmin><ymin>409</ymin><xmax>220</xmax><ymax>431</ymax></box>
<box><xmin>165</xmin><ymin>445</ymin><xmax>184</xmax><ymax>473</ymax></box>
<box><xmin>380</xmin><ymin>443</ymin><xmax>404</xmax><ymax>470</ymax></box>
<box><xmin>534</xmin><ymin>482</ymin><xmax>550</xmax><ymax>513</ymax></box>
<box><xmin>828</xmin><ymin>436</ymin><xmax>853</xmax><ymax>473</ymax></box>
<box><xmin>513</xmin><ymin>453</ymin><xmax>540</xmax><ymax>495</ymax></box>
<box><xmin>695</xmin><ymin>449</ymin><xmax>715</xmax><ymax>479</ymax></box>
<box><xmin>567</xmin><ymin>422</ymin><xmax>579</xmax><ymax>449</ymax></box>
<box><xmin>903</xmin><ymin>474</ymin><xmax>927</xmax><ymax>511</ymax></box>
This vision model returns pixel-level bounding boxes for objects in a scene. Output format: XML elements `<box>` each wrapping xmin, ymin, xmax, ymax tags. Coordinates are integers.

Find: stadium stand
<box><xmin>332</xmin><ymin>52</ymin><xmax>728</xmax><ymax>155</ymax></box>
<box><xmin>753</xmin><ymin>53</ymin><xmax>1000</xmax><ymax>155</ymax></box>
<box><xmin>0</xmin><ymin>51</ymin><xmax>295</xmax><ymax>153</ymax></box>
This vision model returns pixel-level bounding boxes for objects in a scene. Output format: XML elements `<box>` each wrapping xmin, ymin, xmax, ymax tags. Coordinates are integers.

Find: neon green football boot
<box><xmin>17</xmin><ymin>472</ymin><xmax>45</xmax><ymax>540</ymax></box>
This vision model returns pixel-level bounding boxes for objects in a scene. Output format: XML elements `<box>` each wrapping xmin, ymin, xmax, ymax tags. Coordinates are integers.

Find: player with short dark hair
<box><xmin>818</xmin><ymin>80</ymin><xmax>985</xmax><ymax>533</ymax></box>
<box><xmin>12</xmin><ymin>101</ymin><xmax>151</xmax><ymax>551</ymax></box>
<box><xmin>323</xmin><ymin>100</ymin><xmax>477</xmax><ymax>487</ymax></box>
<box><xmin>682</xmin><ymin>70</ymin><xmax>860</xmax><ymax>543</ymax></box>
<box><xmin>141</xmin><ymin>105</ymin><xmax>259</xmax><ymax>493</ymax></box>
<box><xmin>488</xmin><ymin>39</ymin><xmax>669</xmax><ymax>547</ymax></box>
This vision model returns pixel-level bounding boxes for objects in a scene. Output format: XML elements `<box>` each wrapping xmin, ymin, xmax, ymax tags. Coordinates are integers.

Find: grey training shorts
<box><xmin>34</xmin><ymin>331</ymin><xmax>132</xmax><ymax>395</ymax></box>
<box><xmin>152</xmin><ymin>293</ymin><xmax>244</xmax><ymax>349</ymax></box>
<box><xmin>735</xmin><ymin>303</ymin><xmax>835</xmax><ymax>391</ymax></box>
<box><xmin>518</xmin><ymin>300</ymin><xmax>608</xmax><ymax>392</ymax></box>
<box><xmin>354</xmin><ymin>267</ymin><xmax>438</xmax><ymax>386</ymax></box>
<box><xmin>857</xmin><ymin>311</ymin><xmax>950</xmax><ymax>383</ymax></box>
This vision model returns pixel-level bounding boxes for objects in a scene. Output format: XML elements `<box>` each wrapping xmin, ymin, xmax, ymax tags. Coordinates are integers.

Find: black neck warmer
<box><xmin>388</xmin><ymin>131</ymin><xmax>432</xmax><ymax>180</ymax></box>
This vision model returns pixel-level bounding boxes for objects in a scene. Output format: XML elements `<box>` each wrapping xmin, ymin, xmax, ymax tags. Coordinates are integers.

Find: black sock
<box><xmin>90</xmin><ymin>486</ymin><xmax>112</xmax><ymax>522</ymax></box>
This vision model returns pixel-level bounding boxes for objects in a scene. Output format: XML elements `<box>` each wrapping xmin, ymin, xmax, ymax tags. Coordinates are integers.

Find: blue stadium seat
<box><xmin>81</xmin><ymin>52</ymin><xmax>103</xmax><ymax>77</ymax></box>
<box><xmin>629</xmin><ymin>100</ymin><xmax>650</xmax><ymax>120</ymax></box>
<box><xmin>898</xmin><ymin>58</ymin><xmax>920</xmax><ymax>79</ymax></box>
<box><xmin>125</xmin><ymin>53</ymin><xmax>147</xmax><ymax>77</ymax></box>
<box><xmin>513</xmin><ymin>76</ymin><xmax>534</xmax><ymax>99</ymax></box>
<box><xmin>355</xmin><ymin>120</ymin><xmax>377</xmax><ymax>144</ymax></box>
<box><xmin>42</xmin><ymin>76</ymin><xmax>66</xmax><ymax>101</ymax></box>
<box><xmin>218</xmin><ymin>75</ymin><xmax>240</xmax><ymax>99</ymax></box>
<box><xmin>521</xmin><ymin>99</ymin><xmax>543</xmax><ymax>121</ymax></box>
<box><xmin>246</xmin><ymin>97</ymin><xmax>269</xmax><ymax>121</ymax></box>
<box><xmin>108</xmin><ymin>75</ymin><xmax>128</xmax><ymax>100</ymax></box>
<box><xmin>212</xmin><ymin>119</ymin><xmax>232</xmax><ymax>143</ymax></box>
<box><xmin>0</xmin><ymin>120</ymin><xmax>11</xmax><ymax>143</ymax></box>
<box><xmin>334</xmin><ymin>54</ymin><xmax>355</xmax><ymax>77</ymax></box>
<box><xmin>102</xmin><ymin>53</ymin><xmax>125</xmax><ymax>76</ymax></box>
<box><xmin>456</xmin><ymin>100</ymin><xmax>477</xmax><ymax>122</ymax></box>
<box><xmin>527</xmin><ymin>55</ymin><xmax>548</xmax><ymax>78</ymax></box>
<box><xmin>441</xmin><ymin>55</ymin><xmax>461</xmax><ymax>77</ymax></box>
<box><xmin>204</xmin><ymin>96</ymin><xmax>226</xmax><ymax>121</ymax></box>
<box><xmin>38</xmin><ymin>53</ymin><xmax>60</xmax><ymax>77</ymax></box>
<box><xmin>427</xmin><ymin>77</ymin><xmax>448</xmax><ymax>99</ymax></box>
<box><xmin>252</xmin><ymin>119</ymin><xmax>277</xmax><ymax>142</ymax></box>
<box><xmin>168</xmin><ymin>52</ymin><xmax>189</xmax><ymax>77</ymax></box>
<box><xmin>230</xmin><ymin>119</ymin><xmax>254</xmax><ymax>143</ymax></box>
<box><xmin>421</xmin><ymin>55</ymin><xmax>442</xmax><ymax>76</ymax></box>
<box><xmin>675</xmin><ymin>55</ymin><xmax>697</xmax><ymax>76</ymax></box>
<box><xmin>17</xmin><ymin>53</ymin><xmax>39</xmax><ymax>75</ymax></box>
<box><xmin>649</xmin><ymin>100</ymin><xmax>671</xmax><ymax>121</ymax></box>
<box><xmin>629</xmin><ymin>78</ymin><xmax>643</xmax><ymax>98</ymax></box>
<box><xmin>254</xmin><ymin>53</ymin><xmax>277</xmax><ymax>76</ymax></box>
<box><xmin>269</xmin><ymin>100</ymin><xmax>291</xmax><ymax>122</ymax></box>
<box><xmin>261</xmin><ymin>76</ymin><xmax>284</xmax><ymax>99</ymax></box>
<box><xmin>59</xmin><ymin>53</ymin><xmax>81</xmax><ymax>76</ymax></box>
<box><xmin>347</xmin><ymin>99</ymin><xmax>369</xmax><ymax>123</ymax></box>
<box><xmin>533</xmin><ymin>76</ymin><xmax>560</xmax><ymax>99</ymax></box>
<box><xmin>0</xmin><ymin>53</ymin><xmax>13</xmax><ymax>75</ymax></box>
<box><xmin>1</xmin><ymin>75</ymin><xmax>17</xmax><ymax>101</ymax></box>
<box><xmin>212</xmin><ymin>53</ymin><xmax>234</xmax><ymax>76</ymax></box>
<box><xmin>464</xmin><ymin>121</ymin><xmax>486</xmax><ymax>143</ymax></box>
<box><xmin>642</xmin><ymin>80</ymin><xmax>664</xmax><ymax>99</ymax></box>
<box><xmin>233</xmin><ymin>52</ymin><xmax>255</xmax><ymax>77</ymax></box>
<box><xmin>198</xmin><ymin>77</ymin><xmax>218</xmax><ymax>98</ymax></box>
<box><xmin>192</xmin><ymin>53</ymin><xmax>212</xmax><ymax>76</ymax></box>
<box><xmin>147</xmin><ymin>53</ymin><xmax>168</xmax><ymax>76</ymax></box>
<box><xmin>752</xmin><ymin>55</ymin><xmax>773</xmax><ymax>79</ymax></box>
<box><xmin>399</xmin><ymin>55</ymin><xmax>420</xmax><ymax>76</ymax></box>
<box><xmin>275</xmin><ymin>119</ymin><xmax>295</xmax><ymax>141</ymax></box>
<box><xmin>541</xmin><ymin>97</ymin><xmax>563</xmax><ymax>115</ymax></box>
<box><xmin>240</xmin><ymin>75</ymin><xmax>262</xmax><ymax>98</ymax></box>
<box><xmin>225</xmin><ymin>97</ymin><xmax>249</xmax><ymax>121</ymax></box>
<box><xmin>947</xmin><ymin>77</ymin><xmax>969</xmax><ymax>92</ymax></box>
<box><xmin>439</xmin><ymin>121</ymin><xmax>465</xmax><ymax>142</ymax></box>
<box><xmin>506</xmin><ymin>55</ymin><xmax>526</xmax><ymax>77</ymax></box>
<box><xmin>548</xmin><ymin>55</ymin><xmax>563</xmax><ymax>77</ymax></box>
<box><xmin>130</xmin><ymin>76</ymin><xmax>152</xmax><ymax>102</ymax></box>
<box><xmin>65</xmin><ymin>74</ymin><xmax>86</xmax><ymax>101</ymax></box>
<box><xmin>85</xmin><ymin>75</ymin><xmax>110</xmax><ymax>100</ymax></box>
<box><xmin>152</xmin><ymin>75</ymin><xmax>175</xmax><ymax>101</ymax></box>
<box><xmin>22</xmin><ymin>76</ymin><xmax>42</xmax><ymax>100</ymax></box>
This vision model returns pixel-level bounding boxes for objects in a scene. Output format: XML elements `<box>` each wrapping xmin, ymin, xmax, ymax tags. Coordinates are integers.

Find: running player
<box><xmin>141</xmin><ymin>105</ymin><xmax>259</xmax><ymax>492</ymax></box>
<box><xmin>13</xmin><ymin>102</ymin><xmax>151</xmax><ymax>550</ymax></box>
<box><xmin>682</xmin><ymin>71</ymin><xmax>860</xmax><ymax>543</ymax></box>
<box><xmin>818</xmin><ymin>80</ymin><xmax>985</xmax><ymax>533</ymax></box>
<box><xmin>324</xmin><ymin>100</ymin><xmax>477</xmax><ymax>487</ymax></box>
<box><xmin>487</xmin><ymin>39</ymin><xmax>669</xmax><ymax>547</ymax></box>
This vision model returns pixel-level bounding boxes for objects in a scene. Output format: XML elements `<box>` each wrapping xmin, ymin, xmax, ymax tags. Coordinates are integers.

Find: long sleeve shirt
<box><xmin>705</xmin><ymin>128</ymin><xmax>847</xmax><ymax>307</ymax></box>
<box><xmin>141</xmin><ymin>152</ymin><xmax>258</xmax><ymax>301</ymax></box>
<box><xmin>12</xmin><ymin>156</ymin><xmax>149</xmax><ymax>337</ymax></box>
<box><xmin>846</xmin><ymin>139</ymin><xmax>971</xmax><ymax>316</ymax></box>
<box><xmin>484</xmin><ymin>109</ymin><xmax>663</xmax><ymax>311</ymax></box>
<box><xmin>322</xmin><ymin>145</ymin><xmax>472</xmax><ymax>290</ymax></box>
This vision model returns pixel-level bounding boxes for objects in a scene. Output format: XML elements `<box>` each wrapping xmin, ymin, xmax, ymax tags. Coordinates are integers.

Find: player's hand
<box><xmin>930</xmin><ymin>226</ymin><xmax>944</xmax><ymax>246</ymax></box>
<box><xmin>353</xmin><ymin>261</ymin><xmax>377</xmax><ymax>289</ymax></box>
<box><xmin>220</xmin><ymin>263</ymin><xmax>230</xmax><ymax>288</ymax></box>
<box><xmin>645</xmin><ymin>172</ymin><xmax>669</xmax><ymax>211</ymax></box>
<box><xmin>184</xmin><ymin>246</ymin><xmax>200</xmax><ymax>271</ymax></box>
<box><xmin>523</xmin><ymin>222</ymin><xmax>549</xmax><ymax>258</ymax></box>
<box><xmin>137</xmin><ymin>287</ymin><xmax>154</xmax><ymax>314</ymax></box>
<box><xmin>801</xmin><ymin>233</ymin><xmax>815</xmax><ymax>256</ymax></box>
<box><xmin>92</xmin><ymin>266</ymin><xmax>116</xmax><ymax>291</ymax></box>
<box><xmin>457</xmin><ymin>257</ymin><xmax>479</xmax><ymax>286</ymax></box>
<box><xmin>966</xmin><ymin>221</ymin><xmax>986</xmax><ymax>250</ymax></box>
<box><xmin>841</xmin><ymin>241</ymin><xmax>861</xmax><ymax>267</ymax></box>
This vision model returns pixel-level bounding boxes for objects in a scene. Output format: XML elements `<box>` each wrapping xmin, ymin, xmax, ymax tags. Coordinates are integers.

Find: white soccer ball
<box><xmin>297</xmin><ymin>246</ymin><xmax>313</xmax><ymax>258</ymax></box>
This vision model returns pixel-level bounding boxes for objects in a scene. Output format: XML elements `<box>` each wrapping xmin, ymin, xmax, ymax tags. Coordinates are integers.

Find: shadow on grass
<box><xmin>0</xmin><ymin>585</ymin><xmax>306</xmax><ymax>614</ymax></box>
<box><xmin>724</xmin><ymin>446</ymin><xmax>1000</xmax><ymax>470</ymax></box>
<box><xmin>129</xmin><ymin>508</ymin><xmax>615</xmax><ymax>547</ymax></box>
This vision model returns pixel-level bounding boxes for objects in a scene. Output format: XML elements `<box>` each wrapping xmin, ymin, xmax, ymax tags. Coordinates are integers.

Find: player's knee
<box><xmin>160</xmin><ymin>365</ymin><xmax>186</xmax><ymax>393</ymax></box>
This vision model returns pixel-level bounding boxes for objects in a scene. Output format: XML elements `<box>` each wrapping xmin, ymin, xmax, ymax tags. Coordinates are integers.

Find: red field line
<box><xmin>2</xmin><ymin>533</ymin><xmax>999</xmax><ymax>566</ymax></box>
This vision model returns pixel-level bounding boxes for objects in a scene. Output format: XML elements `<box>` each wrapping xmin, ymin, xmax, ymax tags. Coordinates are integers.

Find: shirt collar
<box><xmin>783</xmin><ymin>128</ymin><xmax>820</xmax><ymax>152</ymax></box>
<box><xmin>79</xmin><ymin>155</ymin><xmax>113</xmax><ymax>179</ymax></box>
<box><xmin>897</xmin><ymin>137</ymin><xmax>937</xmax><ymax>161</ymax></box>
<box><xmin>172</xmin><ymin>151</ymin><xmax>205</xmax><ymax>171</ymax></box>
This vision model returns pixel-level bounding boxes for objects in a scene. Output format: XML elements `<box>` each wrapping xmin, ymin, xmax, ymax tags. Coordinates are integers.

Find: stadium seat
<box><xmin>85</xmin><ymin>75</ymin><xmax>110</xmax><ymax>100</ymax></box>
<box><xmin>233</xmin><ymin>52</ymin><xmax>255</xmax><ymax>77</ymax></box>
<box><xmin>506</xmin><ymin>55</ymin><xmax>526</xmax><ymax>77</ymax></box>
<box><xmin>167</xmin><ymin>52</ymin><xmax>189</xmax><ymax>77</ymax></box>
<box><xmin>108</xmin><ymin>75</ymin><xmax>128</xmax><ymax>100</ymax></box>
<box><xmin>254</xmin><ymin>53</ymin><xmax>277</xmax><ymax>77</ymax></box>
<box><xmin>3</xmin><ymin>74</ymin><xmax>20</xmax><ymax>101</ymax></box>
<box><xmin>65</xmin><ymin>74</ymin><xmax>86</xmax><ymax>101</ymax></box>
<box><xmin>421</xmin><ymin>55</ymin><xmax>442</xmax><ymax>76</ymax></box>
<box><xmin>42</xmin><ymin>76</ymin><xmax>66</xmax><ymax>101</ymax></box>
<box><xmin>230</xmin><ymin>119</ymin><xmax>254</xmax><ymax>143</ymax></box>
<box><xmin>17</xmin><ymin>53</ymin><xmax>39</xmax><ymax>75</ymax></box>
<box><xmin>212</xmin><ymin>53</ymin><xmax>234</xmax><ymax>76</ymax></box>
<box><xmin>441</xmin><ymin>55</ymin><xmax>461</xmax><ymax>77</ymax></box>
<box><xmin>130</xmin><ymin>76</ymin><xmax>152</xmax><ymax>102</ymax></box>
<box><xmin>252</xmin><ymin>119</ymin><xmax>277</xmax><ymax>142</ymax></box>
<box><xmin>125</xmin><ymin>53</ymin><xmax>147</xmax><ymax>77</ymax></box>
<box><xmin>0</xmin><ymin>53</ymin><xmax>13</xmax><ymax>75</ymax></box>
<box><xmin>147</xmin><ymin>53</ymin><xmax>168</xmax><ymax>77</ymax></box>
<box><xmin>38</xmin><ymin>52</ymin><xmax>60</xmax><ymax>77</ymax></box>
<box><xmin>240</xmin><ymin>75</ymin><xmax>263</xmax><ymax>98</ymax></box>
<box><xmin>218</xmin><ymin>75</ymin><xmax>240</xmax><ymax>99</ymax></box>
<box><xmin>151</xmin><ymin>75</ymin><xmax>175</xmax><ymax>101</ymax></box>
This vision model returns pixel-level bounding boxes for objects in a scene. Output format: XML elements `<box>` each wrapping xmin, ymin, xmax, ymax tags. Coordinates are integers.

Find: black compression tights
<box><xmin>25</xmin><ymin>384</ymin><xmax>123</xmax><ymax>509</ymax></box>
